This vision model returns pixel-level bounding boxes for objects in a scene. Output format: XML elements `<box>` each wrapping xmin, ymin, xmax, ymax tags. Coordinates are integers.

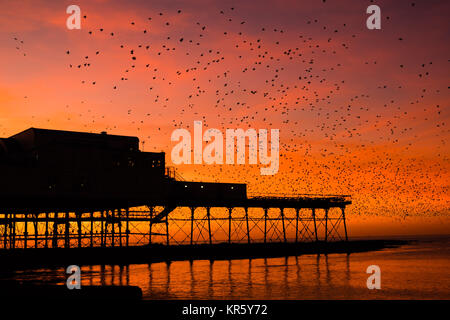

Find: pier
<box><xmin>0</xmin><ymin>128</ymin><xmax>351</xmax><ymax>251</ymax></box>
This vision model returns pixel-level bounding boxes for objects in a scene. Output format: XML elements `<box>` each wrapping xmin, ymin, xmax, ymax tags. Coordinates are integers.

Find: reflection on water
<box><xmin>7</xmin><ymin>237</ymin><xmax>450</xmax><ymax>299</ymax></box>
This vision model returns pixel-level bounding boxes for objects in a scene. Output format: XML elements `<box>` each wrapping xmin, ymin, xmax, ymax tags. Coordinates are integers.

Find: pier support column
<box><xmin>65</xmin><ymin>212</ymin><xmax>70</xmax><ymax>248</ymax></box>
<box><xmin>264</xmin><ymin>208</ymin><xmax>268</xmax><ymax>244</ymax></box>
<box><xmin>12</xmin><ymin>215</ymin><xmax>16</xmax><ymax>249</ymax></box>
<box><xmin>281</xmin><ymin>208</ymin><xmax>287</xmax><ymax>243</ymax></box>
<box><xmin>118</xmin><ymin>209</ymin><xmax>122</xmax><ymax>247</ymax></box>
<box><xmin>100</xmin><ymin>211</ymin><xmax>105</xmax><ymax>247</ymax></box>
<box><xmin>52</xmin><ymin>212</ymin><xmax>59</xmax><ymax>248</ymax></box>
<box><xmin>76</xmin><ymin>212</ymin><xmax>82</xmax><ymax>248</ymax></box>
<box><xmin>245</xmin><ymin>207</ymin><xmax>250</xmax><ymax>244</ymax></box>
<box><xmin>149</xmin><ymin>206</ymin><xmax>154</xmax><ymax>245</ymax></box>
<box><xmin>207</xmin><ymin>207</ymin><xmax>212</xmax><ymax>245</ymax></box>
<box><xmin>3</xmin><ymin>213</ymin><xmax>8</xmax><ymax>249</ymax></box>
<box><xmin>295</xmin><ymin>209</ymin><xmax>299</xmax><ymax>243</ymax></box>
<box><xmin>24</xmin><ymin>213</ymin><xmax>28</xmax><ymax>249</ymax></box>
<box><xmin>33</xmin><ymin>214</ymin><xmax>39</xmax><ymax>248</ymax></box>
<box><xmin>228</xmin><ymin>207</ymin><xmax>232</xmax><ymax>244</ymax></box>
<box><xmin>165</xmin><ymin>215</ymin><xmax>169</xmax><ymax>246</ymax></box>
<box><xmin>111</xmin><ymin>209</ymin><xmax>115</xmax><ymax>248</ymax></box>
<box><xmin>8</xmin><ymin>214</ymin><xmax>12</xmax><ymax>249</ymax></box>
<box><xmin>341</xmin><ymin>207</ymin><xmax>348</xmax><ymax>241</ymax></box>
<box><xmin>190</xmin><ymin>207</ymin><xmax>195</xmax><ymax>245</ymax></box>
<box><xmin>324</xmin><ymin>208</ymin><xmax>329</xmax><ymax>242</ymax></box>
<box><xmin>90</xmin><ymin>211</ymin><xmax>94</xmax><ymax>247</ymax></box>
<box><xmin>8</xmin><ymin>214</ymin><xmax>13</xmax><ymax>249</ymax></box>
<box><xmin>44</xmin><ymin>212</ymin><xmax>49</xmax><ymax>248</ymax></box>
<box><xmin>312</xmin><ymin>208</ymin><xmax>318</xmax><ymax>242</ymax></box>
<box><xmin>8</xmin><ymin>217</ymin><xmax>11</xmax><ymax>249</ymax></box>
<box><xmin>126</xmin><ymin>208</ymin><xmax>130</xmax><ymax>247</ymax></box>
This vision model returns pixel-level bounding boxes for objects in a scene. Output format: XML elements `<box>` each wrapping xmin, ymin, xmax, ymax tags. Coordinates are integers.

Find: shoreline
<box><xmin>0</xmin><ymin>239</ymin><xmax>409</xmax><ymax>271</ymax></box>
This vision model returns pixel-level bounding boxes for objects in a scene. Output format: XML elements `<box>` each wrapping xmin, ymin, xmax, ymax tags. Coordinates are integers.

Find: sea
<box><xmin>5</xmin><ymin>235</ymin><xmax>450</xmax><ymax>300</ymax></box>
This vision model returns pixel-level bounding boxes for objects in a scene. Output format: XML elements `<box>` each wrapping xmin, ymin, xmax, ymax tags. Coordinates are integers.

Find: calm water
<box><xmin>7</xmin><ymin>236</ymin><xmax>450</xmax><ymax>299</ymax></box>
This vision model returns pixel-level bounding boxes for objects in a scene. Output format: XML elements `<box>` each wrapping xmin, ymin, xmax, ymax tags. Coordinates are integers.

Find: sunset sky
<box><xmin>0</xmin><ymin>0</ymin><xmax>449</xmax><ymax>236</ymax></box>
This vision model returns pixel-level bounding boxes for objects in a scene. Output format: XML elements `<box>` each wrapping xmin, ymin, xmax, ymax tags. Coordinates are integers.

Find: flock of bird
<box><xmin>6</xmin><ymin>1</ymin><xmax>448</xmax><ymax>218</ymax></box>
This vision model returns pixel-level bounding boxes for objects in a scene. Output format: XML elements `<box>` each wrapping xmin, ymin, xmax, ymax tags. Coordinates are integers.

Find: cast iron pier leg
<box><xmin>44</xmin><ymin>212</ymin><xmax>49</xmax><ymax>248</ymax></box>
<box><xmin>90</xmin><ymin>211</ymin><xmax>94</xmax><ymax>247</ymax></box>
<box><xmin>118</xmin><ymin>209</ymin><xmax>122</xmax><ymax>247</ymax></box>
<box><xmin>77</xmin><ymin>212</ymin><xmax>82</xmax><ymax>248</ymax></box>
<box><xmin>228</xmin><ymin>207</ymin><xmax>233</xmax><ymax>244</ymax></box>
<box><xmin>264</xmin><ymin>208</ymin><xmax>268</xmax><ymax>244</ymax></box>
<box><xmin>33</xmin><ymin>214</ymin><xmax>38</xmax><ymax>248</ymax></box>
<box><xmin>149</xmin><ymin>206</ymin><xmax>154</xmax><ymax>245</ymax></box>
<box><xmin>245</xmin><ymin>207</ymin><xmax>250</xmax><ymax>244</ymax></box>
<box><xmin>101</xmin><ymin>211</ymin><xmax>105</xmax><ymax>247</ymax></box>
<box><xmin>111</xmin><ymin>209</ymin><xmax>115</xmax><ymax>248</ymax></box>
<box><xmin>165</xmin><ymin>215</ymin><xmax>169</xmax><ymax>246</ymax></box>
<box><xmin>207</xmin><ymin>207</ymin><xmax>212</xmax><ymax>245</ymax></box>
<box><xmin>3</xmin><ymin>214</ymin><xmax>8</xmax><ymax>249</ymax></box>
<box><xmin>312</xmin><ymin>208</ymin><xmax>318</xmax><ymax>242</ymax></box>
<box><xmin>65</xmin><ymin>211</ymin><xmax>70</xmax><ymax>248</ymax></box>
<box><xmin>126</xmin><ymin>208</ymin><xmax>129</xmax><ymax>247</ymax></box>
<box><xmin>24</xmin><ymin>213</ymin><xmax>28</xmax><ymax>249</ymax></box>
<box><xmin>190</xmin><ymin>207</ymin><xmax>195</xmax><ymax>245</ymax></box>
<box><xmin>342</xmin><ymin>207</ymin><xmax>348</xmax><ymax>241</ymax></box>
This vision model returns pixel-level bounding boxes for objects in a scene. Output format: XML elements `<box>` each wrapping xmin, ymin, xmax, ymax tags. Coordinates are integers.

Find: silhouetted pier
<box><xmin>0</xmin><ymin>128</ymin><xmax>351</xmax><ymax>251</ymax></box>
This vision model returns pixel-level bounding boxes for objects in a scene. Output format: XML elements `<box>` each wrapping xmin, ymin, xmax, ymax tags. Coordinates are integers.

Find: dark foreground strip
<box><xmin>1</xmin><ymin>298</ymin><xmax>447</xmax><ymax>318</ymax></box>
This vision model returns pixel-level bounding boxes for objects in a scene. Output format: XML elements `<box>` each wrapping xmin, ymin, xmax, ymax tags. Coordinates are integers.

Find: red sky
<box><xmin>0</xmin><ymin>0</ymin><xmax>449</xmax><ymax>235</ymax></box>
